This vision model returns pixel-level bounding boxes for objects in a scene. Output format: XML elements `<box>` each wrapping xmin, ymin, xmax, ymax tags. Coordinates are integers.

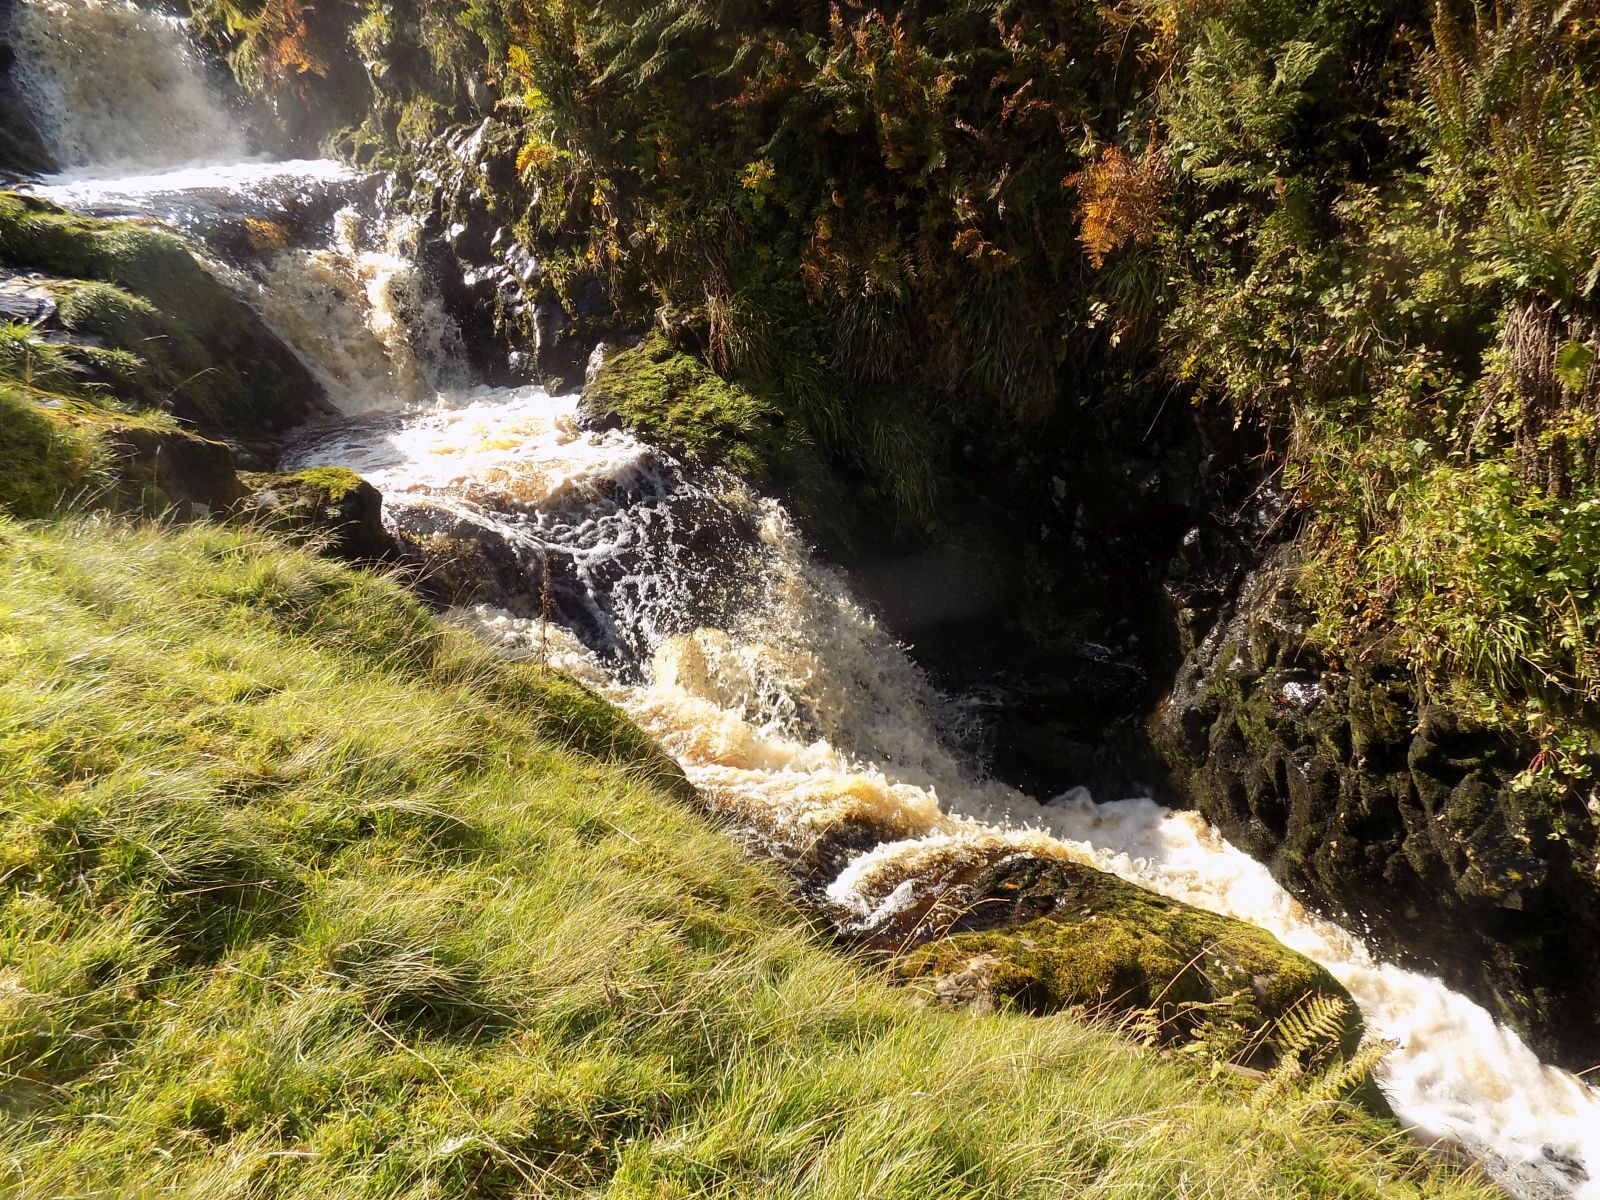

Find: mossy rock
<box><xmin>238</xmin><ymin>468</ymin><xmax>394</xmax><ymax>561</ymax></box>
<box><xmin>895</xmin><ymin>854</ymin><xmax>1359</xmax><ymax>1066</ymax></box>
<box><xmin>106</xmin><ymin>422</ymin><xmax>244</xmax><ymax>518</ymax></box>
<box><xmin>0</xmin><ymin>193</ymin><xmax>329</xmax><ymax>449</ymax></box>
<box><xmin>0</xmin><ymin>386</ymin><xmax>104</xmax><ymax>516</ymax></box>
<box><xmin>584</xmin><ymin>332</ymin><xmax>784</xmax><ymax>479</ymax></box>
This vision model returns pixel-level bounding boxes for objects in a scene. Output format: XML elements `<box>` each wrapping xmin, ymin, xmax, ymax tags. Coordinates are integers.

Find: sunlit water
<box><xmin>10</xmin><ymin>0</ymin><xmax>1600</xmax><ymax>1192</ymax></box>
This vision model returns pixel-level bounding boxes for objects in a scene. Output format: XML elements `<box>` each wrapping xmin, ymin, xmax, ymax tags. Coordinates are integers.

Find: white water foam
<box><xmin>9</xmin><ymin>0</ymin><xmax>250</xmax><ymax>174</ymax></box>
<box><xmin>27</xmin><ymin>158</ymin><xmax>355</xmax><ymax>213</ymax></box>
<box><xmin>252</xmin><ymin>209</ymin><xmax>468</xmax><ymax>413</ymax></box>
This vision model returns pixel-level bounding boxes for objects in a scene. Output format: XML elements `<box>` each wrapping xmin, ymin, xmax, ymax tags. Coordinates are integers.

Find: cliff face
<box><xmin>1156</xmin><ymin>551</ymin><xmax>1600</xmax><ymax>1069</ymax></box>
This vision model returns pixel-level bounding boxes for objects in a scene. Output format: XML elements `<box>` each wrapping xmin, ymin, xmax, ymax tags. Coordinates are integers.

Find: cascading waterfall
<box><xmin>10</xmin><ymin>3</ymin><xmax>1600</xmax><ymax>1195</ymax></box>
<box><xmin>253</xmin><ymin>208</ymin><xmax>470</xmax><ymax>413</ymax></box>
<box><xmin>8</xmin><ymin>0</ymin><xmax>248</xmax><ymax>174</ymax></box>
<box><xmin>288</xmin><ymin>386</ymin><xmax>1600</xmax><ymax>1200</ymax></box>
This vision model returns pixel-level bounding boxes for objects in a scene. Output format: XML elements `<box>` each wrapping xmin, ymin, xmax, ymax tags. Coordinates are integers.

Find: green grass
<box><xmin>0</xmin><ymin>516</ymin><xmax>1496</xmax><ymax>1199</ymax></box>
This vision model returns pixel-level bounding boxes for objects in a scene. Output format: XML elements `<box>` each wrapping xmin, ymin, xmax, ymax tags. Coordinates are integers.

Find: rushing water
<box><xmin>10</xmin><ymin>2</ymin><xmax>1600</xmax><ymax>1195</ymax></box>
<box><xmin>8</xmin><ymin>0</ymin><xmax>248</xmax><ymax>173</ymax></box>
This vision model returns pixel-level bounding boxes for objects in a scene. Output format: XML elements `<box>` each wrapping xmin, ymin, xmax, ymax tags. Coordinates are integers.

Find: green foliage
<box><xmin>1151</xmin><ymin>0</ymin><xmax>1600</xmax><ymax>781</ymax></box>
<box><xmin>586</xmin><ymin>331</ymin><xmax>786</xmax><ymax>479</ymax></box>
<box><xmin>247</xmin><ymin>0</ymin><xmax>1600</xmax><ymax>767</ymax></box>
<box><xmin>0</xmin><ymin>518</ymin><xmax>1495</xmax><ymax>1198</ymax></box>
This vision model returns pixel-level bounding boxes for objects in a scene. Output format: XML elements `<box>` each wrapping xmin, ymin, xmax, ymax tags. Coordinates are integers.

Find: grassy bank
<box><xmin>0</xmin><ymin>516</ymin><xmax>1493</xmax><ymax>1199</ymax></box>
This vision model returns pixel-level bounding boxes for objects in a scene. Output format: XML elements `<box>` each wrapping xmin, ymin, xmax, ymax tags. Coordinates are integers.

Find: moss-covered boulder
<box><xmin>584</xmin><ymin>332</ymin><xmax>785</xmax><ymax>479</ymax></box>
<box><xmin>106</xmin><ymin>422</ymin><xmax>244</xmax><ymax>518</ymax></box>
<box><xmin>238</xmin><ymin>467</ymin><xmax>394</xmax><ymax>561</ymax></box>
<box><xmin>0</xmin><ymin>193</ymin><xmax>330</xmax><ymax>454</ymax></box>
<box><xmin>0</xmin><ymin>383</ymin><xmax>243</xmax><ymax>520</ymax></box>
<box><xmin>893</xmin><ymin>853</ymin><xmax>1358</xmax><ymax>1066</ymax></box>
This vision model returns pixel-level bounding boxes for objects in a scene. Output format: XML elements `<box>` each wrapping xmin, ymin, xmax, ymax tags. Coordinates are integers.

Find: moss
<box><xmin>585</xmin><ymin>332</ymin><xmax>785</xmax><ymax>479</ymax></box>
<box><xmin>897</xmin><ymin>856</ymin><xmax>1358</xmax><ymax>1065</ymax></box>
<box><xmin>0</xmin><ymin>387</ymin><xmax>105</xmax><ymax>517</ymax></box>
<box><xmin>289</xmin><ymin>466</ymin><xmax>365</xmax><ymax>502</ymax></box>
<box><xmin>0</xmin><ymin>193</ymin><xmax>326</xmax><ymax>442</ymax></box>
<box><xmin>237</xmin><ymin>469</ymin><xmax>391</xmax><ymax>560</ymax></box>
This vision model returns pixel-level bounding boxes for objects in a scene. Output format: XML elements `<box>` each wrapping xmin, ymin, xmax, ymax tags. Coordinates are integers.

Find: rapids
<box><xmin>9</xmin><ymin>1</ymin><xmax>1600</xmax><ymax>1194</ymax></box>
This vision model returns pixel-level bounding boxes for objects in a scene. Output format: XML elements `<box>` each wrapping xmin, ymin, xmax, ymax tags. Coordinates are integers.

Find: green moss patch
<box><xmin>0</xmin><ymin>386</ymin><xmax>105</xmax><ymax>517</ymax></box>
<box><xmin>584</xmin><ymin>332</ymin><xmax>785</xmax><ymax>479</ymax></box>
<box><xmin>896</xmin><ymin>854</ymin><xmax>1358</xmax><ymax>1066</ymax></box>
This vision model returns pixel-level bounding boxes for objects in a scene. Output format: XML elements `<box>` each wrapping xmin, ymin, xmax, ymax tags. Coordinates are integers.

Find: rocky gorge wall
<box><xmin>1156</xmin><ymin>549</ymin><xmax>1600</xmax><ymax>1069</ymax></box>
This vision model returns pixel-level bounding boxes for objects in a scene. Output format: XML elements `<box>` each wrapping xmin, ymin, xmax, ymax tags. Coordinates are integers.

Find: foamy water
<box><xmin>9</xmin><ymin>0</ymin><xmax>249</xmax><ymax>173</ymax></box>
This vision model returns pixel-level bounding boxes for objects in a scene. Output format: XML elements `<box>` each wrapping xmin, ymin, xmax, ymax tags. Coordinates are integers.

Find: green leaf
<box><xmin>1554</xmin><ymin>339</ymin><xmax>1595</xmax><ymax>391</ymax></box>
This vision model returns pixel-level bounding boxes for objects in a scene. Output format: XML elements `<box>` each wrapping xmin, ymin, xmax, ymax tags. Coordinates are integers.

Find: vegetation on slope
<box><xmin>0</xmin><ymin>192</ymin><xmax>327</xmax><ymax>449</ymax></box>
<box><xmin>0</xmin><ymin>515</ymin><xmax>1495</xmax><ymax>1199</ymax></box>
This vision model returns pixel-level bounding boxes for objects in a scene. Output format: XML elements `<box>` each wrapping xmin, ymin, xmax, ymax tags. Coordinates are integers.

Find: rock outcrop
<box><xmin>883</xmin><ymin>849</ymin><xmax>1362</xmax><ymax>1068</ymax></box>
<box><xmin>1154</xmin><ymin>551</ymin><xmax>1600</xmax><ymax>1069</ymax></box>
<box><xmin>238</xmin><ymin>467</ymin><xmax>395</xmax><ymax>561</ymax></box>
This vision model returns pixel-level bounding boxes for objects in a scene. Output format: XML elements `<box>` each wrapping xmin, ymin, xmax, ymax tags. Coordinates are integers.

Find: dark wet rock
<box><xmin>0</xmin><ymin>271</ymin><xmax>57</xmax><ymax>325</ymax></box>
<box><xmin>886</xmin><ymin>849</ymin><xmax>1360</xmax><ymax>1068</ymax></box>
<box><xmin>386</xmin><ymin>499</ymin><xmax>551</xmax><ymax>618</ymax></box>
<box><xmin>381</xmin><ymin>117</ymin><xmax>618</xmax><ymax>389</ymax></box>
<box><xmin>237</xmin><ymin>467</ymin><xmax>395</xmax><ymax>561</ymax></box>
<box><xmin>0</xmin><ymin>12</ymin><xmax>56</xmax><ymax>179</ymax></box>
<box><xmin>1153</xmin><ymin>550</ymin><xmax>1600</xmax><ymax>1070</ymax></box>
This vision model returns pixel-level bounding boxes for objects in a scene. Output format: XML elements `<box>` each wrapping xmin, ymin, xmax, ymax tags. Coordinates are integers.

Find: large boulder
<box><xmin>887</xmin><ymin>850</ymin><xmax>1360</xmax><ymax>1068</ymax></box>
<box><xmin>237</xmin><ymin>467</ymin><xmax>394</xmax><ymax>561</ymax></box>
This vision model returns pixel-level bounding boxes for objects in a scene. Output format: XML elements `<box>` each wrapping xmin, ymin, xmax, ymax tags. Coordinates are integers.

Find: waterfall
<box><xmin>8</xmin><ymin>6</ymin><xmax>1600</xmax><ymax>1195</ymax></box>
<box><xmin>8</xmin><ymin>0</ymin><xmax>250</xmax><ymax>175</ymax></box>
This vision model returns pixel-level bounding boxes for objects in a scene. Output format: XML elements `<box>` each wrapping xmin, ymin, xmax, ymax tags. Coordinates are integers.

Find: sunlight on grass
<box><xmin>0</xmin><ymin>517</ymin><xmax>1495</xmax><ymax>1198</ymax></box>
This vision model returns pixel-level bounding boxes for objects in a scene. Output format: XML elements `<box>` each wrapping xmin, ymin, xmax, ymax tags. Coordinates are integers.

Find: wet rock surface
<box><xmin>0</xmin><ymin>6</ymin><xmax>55</xmax><ymax>179</ymax></box>
<box><xmin>1154</xmin><ymin>551</ymin><xmax>1600</xmax><ymax>1070</ymax></box>
<box><xmin>386</xmin><ymin>118</ymin><xmax>604</xmax><ymax>390</ymax></box>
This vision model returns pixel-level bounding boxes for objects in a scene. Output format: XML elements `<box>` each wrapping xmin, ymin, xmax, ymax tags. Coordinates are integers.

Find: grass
<box><xmin>0</xmin><ymin>515</ymin><xmax>1498</xmax><ymax>1199</ymax></box>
